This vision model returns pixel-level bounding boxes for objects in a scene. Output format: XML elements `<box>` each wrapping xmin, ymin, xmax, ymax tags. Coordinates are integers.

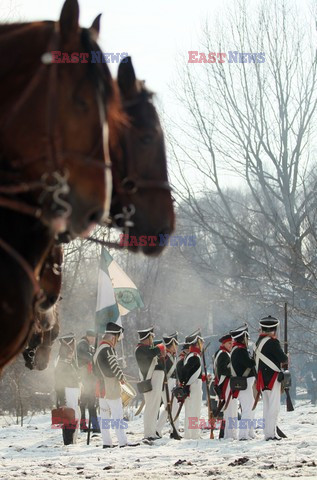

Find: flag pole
<box><xmin>87</xmin><ymin>246</ymin><xmax>102</xmax><ymax>446</ymax></box>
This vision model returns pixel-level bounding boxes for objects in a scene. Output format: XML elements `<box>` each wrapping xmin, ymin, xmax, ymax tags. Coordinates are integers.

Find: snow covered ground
<box><xmin>0</xmin><ymin>400</ymin><xmax>316</xmax><ymax>480</ymax></box>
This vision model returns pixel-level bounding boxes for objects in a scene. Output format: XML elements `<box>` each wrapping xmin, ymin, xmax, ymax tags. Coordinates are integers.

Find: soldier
<box><xmin>156</xmin><ymin>332</ymin><xmax>179</xmax><ymax>437</ymax></box>
<box><xmin>135</xmin><ymin>326</ymin><xmax>166</xmax><ymax>441</ymax></box>
<box><xmin>254</xmin><ymin>316</ymin><xmax>288</xmax><ymax>441</ymax></box>
<box><xmin>54</xmin><ymin>333</ymin><xmax>81</xmax><ymax>445</ymax></box>
<box><xmin>77</xmin><ymin>329</ymin><xmax>99</xmax><ymax>432</ymax></box>
<box><xmin>94</xmin><ymin>322</ymin><xmax>136</xmax><ymax>448</ymax></box>
<box><xmin>181</xmin><ymin>330</ymin><xmax>204</xmax><ymax>440</ymax></box>
<box><xmin>176</xmin><ymin>342</ymin><xmax>189</xmax><ymax>383</ymax></box>
<box><xmin>230</xmin><ymin>325</ymin><xmax>256</xmax><ymax>440</ymax></box>
<box><xmin>213</xmin><ymin>333</ymin><xmax>237</xmax><ymax>439</ymax></box>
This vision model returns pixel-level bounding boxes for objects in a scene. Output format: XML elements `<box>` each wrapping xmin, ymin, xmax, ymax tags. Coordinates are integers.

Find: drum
<box><xmin>121</xmin><ymin>382</ymin><xmax>137</xmax><ymax>407</ymax></box>
<box><xmin>51</xmin><ymin>406</ymin><xmax>75</xmax><ymax>425</ymax></box>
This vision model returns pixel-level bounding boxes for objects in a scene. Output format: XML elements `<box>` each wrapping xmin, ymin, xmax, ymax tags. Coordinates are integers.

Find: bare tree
<box><xmin>169</xmin><ymin>0</ymin><xmax>317</xmax><ymax>353</ymax></box>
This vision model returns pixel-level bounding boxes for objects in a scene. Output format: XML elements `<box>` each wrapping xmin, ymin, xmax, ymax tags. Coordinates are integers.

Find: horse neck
<box><xmin>0</xmin><ymin>208</ymin><xmax>54</xmax><ymax>271</ymax></box>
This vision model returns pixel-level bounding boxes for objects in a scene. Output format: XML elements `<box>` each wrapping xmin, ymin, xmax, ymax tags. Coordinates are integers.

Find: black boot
<box><xmin>63</xmin><ymin>427</ymin><xmax>74</xmax><ymax>445</ymax></box>
<box><xmin>90</xmin><ymin>411</ymin><xmax>101</xmax><ymax>433</ymax></box>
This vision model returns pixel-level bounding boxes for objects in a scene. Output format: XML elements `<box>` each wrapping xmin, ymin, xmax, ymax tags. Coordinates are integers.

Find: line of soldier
<box><xmin>54</xmin><ymin>314</ymin><xmax>289</xmax><ymax>446</ymax></box>
<box><xmin>135</xmin><ymin>315</ymin><xmax>289</xmax><ymax>442</ymax></box>
<box><xmin>213</xmin><ymin>315</ymin><xmax>288</xmax><ymax>441</ymax></box>
<box><xmin>135</xmin><ymin>326</ymin><xmax>205</xmax><ymax>441</ymax></box>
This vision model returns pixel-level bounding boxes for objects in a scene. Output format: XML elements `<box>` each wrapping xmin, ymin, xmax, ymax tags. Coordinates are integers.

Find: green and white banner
<box><xmin>95</xmin><ymin>247</ymin><xmax>144</xmax><ymax>334</ymax></box>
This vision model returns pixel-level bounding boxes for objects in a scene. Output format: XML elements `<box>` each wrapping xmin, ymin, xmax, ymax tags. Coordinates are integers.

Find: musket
<box><xmin>173</xmin><ymin>398</ymin><xmax>185</xmax><ymax>423</ymax></box>
<box><xmin>171</xmin><ymin>351</ymin><xmax>186</xmax><ymax>424</ymax></box>
<box><xmin>276</xmin><ymin>425</ymin><xmax>287</xmax><ymax>438</ymax></box>
<box><xmin>135</xmin><ymin>398</ymin><xmax>145</xmax><ymax>416</ymax></box>
<box><xmin>284</xmin><ymin>303</ymin><xmax>294</xmax><ymax>412</ymax></box>
<box><xmin>201</xmin><ymin>342</ymin><xmax>214</xmax><ymax>439</ymax></box>
<box><xmin>87</xmin><ymin>333</ymin><xmax>99</xmax><ymax>445</ymax></box>
<box><xmin>252</xmin><ymin>390</ymin><xmax>261</xmax><ymax>411</ymax></box>
<box><xmin>214</xmin><ymin>398</ymin><xmax>225</xmax><ymax>418</ymax></box>
<box><xmin>219</xmin><ymin>418</ymin><xmax>225</xmax><ymax>439</ymax></box>
<box><xmin>163</xmin><ymin>357</ymin><xmax>181</xmax><ymax>440</ymax></box>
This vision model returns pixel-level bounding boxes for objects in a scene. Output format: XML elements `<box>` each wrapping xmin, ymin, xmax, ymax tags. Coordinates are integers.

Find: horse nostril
<box><xmin>48</xmin><ymin>295</ymin><xmax>58</xmax><ymax>305</ymax></box>
<box><xmin>87</xmin><ymin>208</ymin><xmax>104</xmax><ymax>225</ymax></box>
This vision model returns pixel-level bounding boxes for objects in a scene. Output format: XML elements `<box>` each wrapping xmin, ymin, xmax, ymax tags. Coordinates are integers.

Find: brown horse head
<box><xmin>0</xmin><ymin>0</ymin><xmax>121</xmax><ymax>238</ymax></box>
<box><xmin>38</xmin><ymin>244</ymin><xmax>63</xmax><ymax>311</ymax></box>
<box><xmin>23</xmin><ymin>307</ymin><xmax>60</xmax><ymax>371</ymax></box>
<box><xmin>109</xmin><ymin>57</ymin><xmax>175</xmax><ymax>255</ymax></box>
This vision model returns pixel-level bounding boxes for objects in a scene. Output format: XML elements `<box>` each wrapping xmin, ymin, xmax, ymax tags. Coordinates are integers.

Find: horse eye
<box><xmin>141</xmin><ymin>134</ymin><xmax>153</xmax><ymax>145</ymax></box>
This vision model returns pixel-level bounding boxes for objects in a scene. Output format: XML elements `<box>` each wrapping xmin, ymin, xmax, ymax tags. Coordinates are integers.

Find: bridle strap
<box><xmin>0</xmin><ymin>197</ymin><xmax>42</xmax><ymax>218</ymax></box>
<box><xmin>0</xmin><ymin>180</ymin><xmax>45</xmax><ymax>194</ymax></box>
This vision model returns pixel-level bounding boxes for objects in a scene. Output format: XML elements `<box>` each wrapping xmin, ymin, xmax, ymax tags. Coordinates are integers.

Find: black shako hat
<box><xmin>138</xmin><ymin>326</ymin><xmax>154</xmax><ymax>341</ymax></box>
<box><xmin>259</xmin><ymin>315</ymin><xmax>279</xmax><ymax>331</ymax></box>
<box><xmin>185</xmin><ymin>329</ymin><xmax>203</xmax><ymax>345</ymax></box>
<box><xmin>219</xmin><ymin>333</ymin><xmax>232</xmax><ymax>343</ymax></box>
<box><xmin>105</xmin><ymin>322</ymin><xmax>124</xmax><ymax>335</ymax></box>
<box><xmin>230</xmin><ymin>325</ymin><xmax>249</xmax><ymax>340</ymax></box>
<box><xmin>163</xmin><ymin>332</ymin><xmax>179</xmax><ymax>346</ymax></box>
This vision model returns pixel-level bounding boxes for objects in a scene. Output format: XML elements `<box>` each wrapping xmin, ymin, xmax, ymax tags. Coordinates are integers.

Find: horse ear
<box><xmin>59</xmin><ymin>0</ymin><xmax>79</xmax><ymax>43</ymax></box>
<box><xmin>118</xmin><ymin>56</ymin><xmax>138</xmax><ymax>99</ymax></box>
<box><xmin>90</xmin><ymin>14</ymin><xmax>102</xmax><ymax>41</ymax></box>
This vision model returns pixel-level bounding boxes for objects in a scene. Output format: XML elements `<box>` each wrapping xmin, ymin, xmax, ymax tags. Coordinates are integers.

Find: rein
<box><xmin>86</xmin><ymin>236</ymin><xmax>126</xmax><ymax>250</ymax></box>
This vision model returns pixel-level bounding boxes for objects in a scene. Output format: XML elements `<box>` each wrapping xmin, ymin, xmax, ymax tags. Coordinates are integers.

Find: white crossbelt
<box><xmin>166</xmin><ymin>353</ymin><xmax>176</xmax><ymax>379</ymax></box>
<box><xmin>184</xmin><ymin>352</ymin><xmax>201</xmax><ymax>385</ymax></box>
<box><xmin>139</xmin><ymin>355</ymin><xmax>158</xmax><ymax>381</ymax></box>
<box><xmin>254</xmin><ymin>337</ymin><xmax>280</xmax><ymax>373</ymax></box>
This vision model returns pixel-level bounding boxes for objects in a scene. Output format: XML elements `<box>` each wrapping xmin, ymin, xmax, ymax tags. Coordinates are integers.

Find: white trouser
<box><xmin>184</xmin><ymin>379</ymin><xmax>202</xmax><ymax>440</ymax></box>
<box><xmin>262</xmin><ymin>379</ymin><xmax>281</xmax><ymax>440</ymax></box>
<box><xmin>238</xmin><ymin>377</ymin><xmax>255</xmax><ymax>440</ymax></box>
<box><xmin>99</xmin><ymin>397</ymin><xmax>127</xmax><ymax>447</ymax></box>
<box><xmin>143</xmin><ymin>370</ymin><xmax>164</xmax><ymax>438</ymax></box>
<box><xmin>156</xmin><ymin>377</ymin><xmax>179</xmax><ymax>436</ymax></box>
<box><xmin>65</xmin><ymin>387</ymin><xmax>81</xmax><ymax>444</ymax></box>
<box><xmin>223</xmin><ymin>381</ymin><xmax>238</xmax><ymax>439</ymax></box>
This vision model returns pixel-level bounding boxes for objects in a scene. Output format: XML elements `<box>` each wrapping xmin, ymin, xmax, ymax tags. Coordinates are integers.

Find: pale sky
<box><xmin>0</xmin><ymin>0</ymin><xmax>224</xmax><ymax>105</ymax></box>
